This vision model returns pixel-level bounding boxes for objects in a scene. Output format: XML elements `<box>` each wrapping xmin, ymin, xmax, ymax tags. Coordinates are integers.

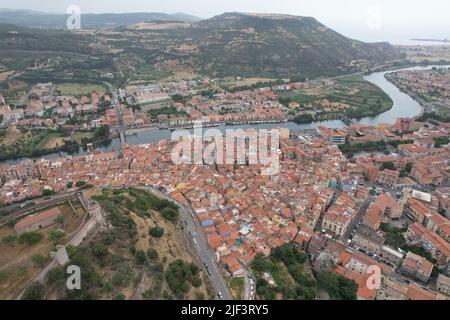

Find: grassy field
<box><xmin>0</xmin><ymin>202</ymin><xmax>85</xmax><ymax>299</ymax></box>
<box><xmin>132</xmin><ymin>64</ymin><xmax>173</xmax><ymax>82</ymax></box>
<box><xmin>56</xmin><ymin>83</ymin><xmax>107</xmax><ymax>96</ymax></box>
<box><xmin>280</xmin><ymin>75</ymin><xmax>393</xmax><ymax>118</ymax></box>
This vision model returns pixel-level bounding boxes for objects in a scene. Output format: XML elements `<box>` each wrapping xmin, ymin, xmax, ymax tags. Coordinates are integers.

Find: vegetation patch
<box><xmin>252</xmin><ymin>244</ymin><xmax>317</xmax><ymax>300</ymax></box>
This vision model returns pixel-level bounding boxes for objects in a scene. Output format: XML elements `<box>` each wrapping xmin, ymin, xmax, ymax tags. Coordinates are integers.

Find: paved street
<box><xmin>142</xmin><ymin>186</ymin><xmax>233</xmax><ymax>300</ymax></box>
<box><xmin>343</xmin><ymin>196</ymin><xmax>375</xmax><ymax>241</ymax></box>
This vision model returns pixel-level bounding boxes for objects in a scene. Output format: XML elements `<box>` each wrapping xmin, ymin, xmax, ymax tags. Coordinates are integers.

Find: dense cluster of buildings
<box><xmin>0</xmin><ymin>113</ymin><xmax>449</xmax><ymax>299</ymax></box>
<box><xmin>390</xmin><ymin>68</ymin><xmax>450</xmax><ymax>109</ymax></box>
<box><xmin>0</xmin><ymin>73</ymin><xmax>449</xmax><ymax>301</ymax></box>
<box><xmin>0</xmin><ymin>82</ymin><xmax>112</xmax><ymax>128</ymax></box>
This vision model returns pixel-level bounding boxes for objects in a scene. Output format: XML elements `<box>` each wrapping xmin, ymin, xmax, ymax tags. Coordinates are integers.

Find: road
<box><xmin>141</xmin><ymin>186</ymin><xmax>233</xmax><ymax>300</ymax></box>
<box><xmin>104</xmin><ymin>82</ymin><xmax>126</xmax><ymax>147</ymax></box>
<box><xmin>343</xmin><ymin>197</ymin><xmax>375</xmax><ymax>241</ymax></box>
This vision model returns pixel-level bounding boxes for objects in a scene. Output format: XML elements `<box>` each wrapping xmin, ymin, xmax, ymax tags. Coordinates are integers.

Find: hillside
<box><xmin>0</xmin><ymin>12</ymin><xmax>402</xmax><ymax>82</ymax></box>
<box><xmin>156</xmin><ymin>12</ymin><xmax>401</xmax><ymax>78</ymax></box>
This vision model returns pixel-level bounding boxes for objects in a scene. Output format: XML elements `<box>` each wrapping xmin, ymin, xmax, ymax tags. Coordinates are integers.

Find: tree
<box><xmin>22</xmin><ymin>282</ymin><xmax>45</xmax><ymax>300</ymax></box>
<box><xmin>165</xmin><ymin>260</ymin><xmax>199</xmax><ymax>298</ymax></box>
<box><xmin>47</xmin><ymin>267</ymin><xmax>65</xmax><ymax>284</ymax></box>
<box><xmin>147</xmin><ymin>248</ymin><xmax>159</xmax><ymax>261</ymax></box>
<box><xmin>114</xmin><ymin>293</ymin><xmax>126</xmax><ymax>300</ymax></box>
<box><xmin>2</xmin><ymin>235</ymin><xmax>17</xmax><ymax>247</ymax></box>
<box><xmin>31</xmin><ymin>254</ymin><xmax>48</xmax><ymax>267</ymax></box>
<box><xmin>42</xmin><ymin>189</ymin><xmax>55</xmax><ymax>196</ymax></box>
<box><xmin>135</xmin><ymin>250</ymin><xmax>147</xmax><ymax>265</ymax></box>
<box><xmin>92</xmin><ymin>243</ymin><xmax>108</xmax><ymax>259</ymax></box>
<box><xmin>316</xmin><ymin>272</ymin><xmax>358</xmax><ymax>300</ymax></box>
<box><xmin>149</xmin><ymin>227</ymin><xmax>164</xmax><ymax>238</ymax></box>
<box><xmin>382</xmin><ymin>161</ymin><xmax>396</xmax><ymax>170</ymax></box>
<box><xmin>0</xmin><ymin>200</ymin><xmax>5</xmax><ymax>208</ymax></box>
<box><xmin>273</xmin><ymin>244</ymin><xmax>306</xmax><ymax>266</ymax></box>
<box><xmin>93</xmin><ymin>125</ymin><xmax>110</xmax><ymax>141</ymax></box>
<box><xmin>19</xmin><ymin>232</ymin><xmax>43</xmax><ymax>246</ymax></box>
<box><xmin>67</xmin><ymin>181</ymin><xmax>73</xmax><ymax>189</ymax></box>
<box><xmin>252</xmin><ymin>253</ymin><xmax>275</xmax><ymax>273</ymax></box>
<box><xmin>75</xmin><ymin>181</ymin><xmax>86</xmax><ymax>188</ymax></box>
<box><xmin>161</xmin><ymin>207</ymin><xmax>179</xmax><ymax>223</ymax></box>
<box><xmin>48</xmin><ymin>229</ymin><xmax>65</xmax><ymax>244</ymax></box>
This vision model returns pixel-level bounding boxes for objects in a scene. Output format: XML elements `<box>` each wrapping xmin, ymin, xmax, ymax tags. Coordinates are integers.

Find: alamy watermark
<box><xmin>66</xmin><ymin>5</ymin><xmax>81</xmax><ymax>30</ymax></box>
<box><xmin>66</xmin><ymin>265</ymin><xmax>81</xmax><ymax>290</ymax></box>
<box><xmin>171</xmin><ymin>123</ymin><xmax>281</xmax><ymax>176</ymax></box>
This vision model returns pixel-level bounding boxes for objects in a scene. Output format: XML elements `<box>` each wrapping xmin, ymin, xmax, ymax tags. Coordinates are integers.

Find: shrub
<box><xmin>114</xmin><ymin>293</ymin><xmax>126</xmax><ymax>300</ymax></box>
<box><xmin>161</xmin><ymin>207</ymin><xmax>179</xmax><ymax>223</ymax></box>
<box><xmin>149</xmin><ymin>227</ymin><xmax>164</xmax><ymax>238</ymax></box>
<box><xmin>48</xmin><ymin>229</ymin><xmax>65</xmax><ymax>244</ymax></box>
<box><xmin>2</xmin><ymin>235</ymin><xmax>17</xmax><ymax>247</ymax></box>
<box><xmin>147</xmin><ymin>249</ymin><xmax>158</xmax><ymax>261</ymax></box>
<box><xmin>75</xmin><ymin>181</ymin><xmax>87</xmax><ymax>188</ymax></box>
<box><xmin>47</xmin><ymin>267</ymin><xmax>65</xmax><ymax>284</ymax></box>
<box><xmin>19</xmin><ymin>232</ymin><xmax>43</xmax><ymax>246</ymax></box>
<box><xmin>22</xmin><ymin>282</ymin><xmax>45</xmax><ymax>300</ymax></box>
<box><xmin>31</xmin><ymin>254</ymin><xmax>48</xmax><ymax>267</ymax></box>
<box><xmin>92</xmin><ymin>243</ymin><xmax>108</xmax><ymax>259</ymax></box>
<box><xmin>135</xmin><ymin>250</ymin><xmax>147</xmax><ymax>264</ymax></box>
<box><xmin>42</xmin><ymin>189</ymin><xmax>55</xmax><ymax>196</ymax></box>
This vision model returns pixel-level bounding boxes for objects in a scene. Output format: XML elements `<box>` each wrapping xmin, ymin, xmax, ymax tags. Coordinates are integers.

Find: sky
<box><xmin>1</xmin><ymin>0</ymin><xmax>449</xmax><ymax>44</ymax></box>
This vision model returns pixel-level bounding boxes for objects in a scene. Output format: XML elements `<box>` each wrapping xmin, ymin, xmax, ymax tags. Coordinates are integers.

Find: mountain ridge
<box><xmin>0</xmin><ymin>9</ymin><xmax>202</xmax><ymax>29</ymax></box>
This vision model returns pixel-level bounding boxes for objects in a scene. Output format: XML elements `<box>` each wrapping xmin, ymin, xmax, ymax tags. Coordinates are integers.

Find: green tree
<box><xmin>75</xmin><ymin>181</ymin><xmax>87</xmax><ymax>188</ymax></box>
<box><xmin>92</xmin><ymin>243</ymin><xmax>108</xmax><ymax>259</ymax></box>
<box><xmin>19</xmin><ymin>232</ymin><xmax>43</xmax><ymax>246</ymax></box>
<box><xmin>135</xmin><ymin>250</ymin><xmax>147</xmax><ymax>264</ymax></box>
<box><xmin>165</xmin><ymin>260</ymin><xmax>199</xmax><ymax>298</ymax></box>
<box><xmin>114</xmin><ymin>293</ymin><xmax>126</xmax><ymax>300</ymax></box>
<box><xmin>161</xmin><ymin>207</ymin><xmax>179</xmax><ymax>223</ymax></box>
<box><xmin>42</xmin><ymin>189</ymin><xmax>55</xmax><ymax>196</ymax></box>
<box><xmin>48</xmin><ymin>229</ymin><xmax>65</xmax><ymax>244</ymax></box>
<box><xmin>149</xmin><ymin>227</ymin><xmax>164</xmax><ymax>238</ymax></box>
<box><xmin>147</xmin><ymin>248</ymin><xmax>159</xmax><ymax>261</ymax></box>
<box><xmin>2</xmin><ymin>235</ymin><xmax>17</xmax><ymax>247</ymax></box>
<box><xmin>316</xmin><ymin>272</ymin><xmax>358</xmax><ymax>300</ymax></box>
<box><xmin>22</xmin><ymin>282</ymin><xmax>45</xmax><ymax>300</ymax></box>
<box><xmin>31</xmin><ymin>254</ymin><xmax>48</xmax><ymax>267</ymax></box>
<box><xmin>67</xmin><ymin>181</ymin><xmax>73</xmax><ymax>189</ymax></box>
<box><xmin>47</xmin><ymin>267</ymin><xmax>65</xmax><ymax>284</ymax></box>
<box><xmin>382</xmin><ymin>161</ymin><xmax>396</xmax><ymax>170</ymax></box>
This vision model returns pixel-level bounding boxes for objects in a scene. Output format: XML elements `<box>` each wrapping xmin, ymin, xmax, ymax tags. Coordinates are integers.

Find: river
<box><xmin>2</xmin><ymin>65</ymin><xmax>448</xmax><ymax>165</ymax></box>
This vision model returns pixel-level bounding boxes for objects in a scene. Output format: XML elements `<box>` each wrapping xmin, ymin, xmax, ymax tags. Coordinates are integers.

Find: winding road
<box><xmin>140</xmin><ymin>186</ymin><xmax>233</xmax><ymax>300</ymax></box>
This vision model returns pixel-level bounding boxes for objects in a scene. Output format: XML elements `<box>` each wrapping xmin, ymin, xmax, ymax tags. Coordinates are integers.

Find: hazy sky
<box><xmin>1</xmin><ymin>0</ymin><xmax>449</xmax><ymax>43</ymax></box>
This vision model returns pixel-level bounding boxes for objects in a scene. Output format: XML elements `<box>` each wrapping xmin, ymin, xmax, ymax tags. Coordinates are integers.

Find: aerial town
<box><xmin>0</xmin><ymin>2</ymin><xmax>449</xmax><ymax>305</ymax></box>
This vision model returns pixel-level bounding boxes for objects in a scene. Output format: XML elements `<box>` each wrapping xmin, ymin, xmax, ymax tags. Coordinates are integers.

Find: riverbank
<box><xmin>384</xmin><ymin>67</ymin><xmax>450</xmax><ymax>121</ymax></box>
<box><xmin>1</xmin><ymin>65</ymin><xmax>440</xmax><ymax>166</ymax></box>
